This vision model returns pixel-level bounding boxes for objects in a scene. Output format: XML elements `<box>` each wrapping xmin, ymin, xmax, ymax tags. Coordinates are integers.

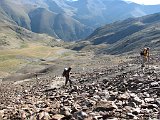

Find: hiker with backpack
<box><xmin>140</xmin><ymin>47</ymin><xmax>150</xmax><ymax>68</ymax></box>
<box><xmin>62</xmin><ymin>67</ymin><xmax>72</xmax><ymax>87</ymax></box>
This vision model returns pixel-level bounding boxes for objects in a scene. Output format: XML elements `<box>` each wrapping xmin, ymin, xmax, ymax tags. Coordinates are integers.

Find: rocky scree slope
<box><xmin>0</xmin><ymin>54</ymin><xmax>160</xmax><ymax>119</ymax></box>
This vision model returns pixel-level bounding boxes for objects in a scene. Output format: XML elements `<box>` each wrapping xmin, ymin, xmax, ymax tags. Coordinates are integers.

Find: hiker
<box><xmin>140</xmin><ymin>47</ymin><xmax>150</xmax><ymax>67</ymax></box>
<box><xmin>62</xmin><ymin>67</ymin><xmax>72</xmax><ymax>87</ymax></box>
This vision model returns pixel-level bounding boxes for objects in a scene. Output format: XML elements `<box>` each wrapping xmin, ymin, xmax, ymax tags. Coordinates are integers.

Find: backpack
<box><xmin>140</xmin><ymin>50</ymin><xmax>144</xmax><ymax>56</ymax></box>
<box><xmin>62</xmin><ymin>68</ymin><xmax>68</xmax><ymax>77</ymax></box>
<box><xmin>140</xmin><ymin>48</ymin><xmax>149</xmax><ymax>57</ymax></box>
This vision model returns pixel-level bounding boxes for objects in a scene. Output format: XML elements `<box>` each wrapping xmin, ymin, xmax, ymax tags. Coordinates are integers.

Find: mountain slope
<box><xmin>28</xmin><ymin>8</ymin><xmax>92</xmax><ymax>41</ymax></box>
<box><xmin>53</xmin><ymin>13</ymin><xmax>92</xmax><ymax>41</ymax></box>
<box><xmin>0</xmin><ymin>0</ymin><xmax>92</xmax><ymax>41</ymax></box>
<box><xmin>0</xmin><ymin>0</ymin><xmax>160</xmax><ymax>41</ymax></box>
<box><xmin>29</xmin><ymin>8</ymin><xmax>58</xmax><ymax>38</ymax></box>
<box><xmin>67</xmin><ymin>0</ymin><xmax>160</xmax><ymax>27</ymax></box>
<box><xmin>71</xmin><ymin>13</ymin><xmax>160</xmax><ymax>54</ymax></box>
<box><xmin>0</xmin><ymin>0</ymin><xmax>31</xmax><ymax>29</ymax></box>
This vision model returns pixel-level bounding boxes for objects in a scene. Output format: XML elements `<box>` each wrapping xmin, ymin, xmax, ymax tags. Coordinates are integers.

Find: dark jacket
<box><xmin>62</xmin><ymin>67</ymin><xmax>72</xmax><ymax>78</ymax></box>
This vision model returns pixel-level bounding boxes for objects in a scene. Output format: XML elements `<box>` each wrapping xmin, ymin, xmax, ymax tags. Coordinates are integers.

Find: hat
<box><xmin>64</xmin><ymin>68</ymin><xmax>68</xmax><ymax>71</ymax></box>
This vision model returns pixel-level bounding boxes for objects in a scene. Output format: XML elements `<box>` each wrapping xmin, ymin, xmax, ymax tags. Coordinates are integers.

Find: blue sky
<box><xmin>124</xmin><ymin>0</ymin><xmax>160</xmax><ymax>5</ymax></box>
<box><xmin>71</xmin><ymin>0</ymin><xmax>160</xmax><ymax>5</ymax></box>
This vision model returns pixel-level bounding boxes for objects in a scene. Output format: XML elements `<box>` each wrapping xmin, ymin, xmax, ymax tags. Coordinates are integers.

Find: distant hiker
<box><xmin>140</xmin><ymin>47</ymin><xmax>150</xmax><ymax>67</ymax></box>
<box><xmin>62</xmin><ymin>67</ymin><xmax>72</xmax><ymax>87</ymax></box>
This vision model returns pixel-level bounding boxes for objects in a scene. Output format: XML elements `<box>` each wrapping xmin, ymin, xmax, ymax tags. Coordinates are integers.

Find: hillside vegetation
<box><xmin>0</xmin><ymin>20</ymin><xmax>72</xmax><ymax>78</ymax></box>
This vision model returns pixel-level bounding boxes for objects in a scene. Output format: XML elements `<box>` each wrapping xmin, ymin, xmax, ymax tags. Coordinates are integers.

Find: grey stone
<box><xmin>145</xmin><ymin>98</ymin><xmax>155</xmax><ymax>103</ymax></box>
<box><xmin>0</xmin><ymin>110</ymin><xmax>4</xmax><ymax>120</ymax></box>
<box><xmin>127</xmin><ymin>113</ymin><xmax>138</xmax><ymax>119</ymax></box>
<box><xmin>132</xmin><ymin>108</ymin><xmax>141</xmax><ymax>115</ymax></box>
<box><xmin>133</xmin><ymin>96</ymin><xmax>142</xmax><ymax>104</ymax></box>
<box><xmin>150</xmin><ymin>82</ymin><xmax>159</xmax><ymax>87</ymax></box>
<box><xmin>74</xmin><ymin>111</ymin><xmax>88</xmax><ymax>120</ymax></box>
<box><xmin>35</xmin><ymin>101</ymin><xmax>48</xmax><ymax>108</ymax></box>
<box><xmin>155</xmin><ymin>98</ymin><xmax>160</xmax><ymax>105</ymax></box>
<box><xmin>117</xmin><ymin>92</ymin><xmax>130</xmax><ymax>100</ymax></box>
<box><xmin>94</xmin><ymin>100</ymin><xmax>117</xmax><ymax>112</ymax></box>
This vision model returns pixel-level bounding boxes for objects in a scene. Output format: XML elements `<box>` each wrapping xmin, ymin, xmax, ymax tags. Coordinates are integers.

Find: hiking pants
<box><xmin>65</xmin><ymin>76</ymin><xmax>72</xmax><ymax>87</ymax></box>
<box><xmin>141</xmin><ymin>56</ymin><xmax>147</xmax><ymax>67</ymax></box>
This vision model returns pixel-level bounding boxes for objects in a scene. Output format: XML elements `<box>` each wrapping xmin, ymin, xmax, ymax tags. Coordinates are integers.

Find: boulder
<box><xmin>94</xmin><ymin>100</ymin><xmax>117</xmax><ymax>112</ymax></box>
<box><xmin>144</xmin><ymin>98</ymin><xmax>155</xmax><ymax>103</ymax></box>
<box><xmin>52</xmin><ymin>114</ymin><xmax>65</xmax><ymax>120</ymax></box>
<box><xmin>0</xmin><ymin>110</ymin><xmax>4</xmax><ymax>119</ymax></box>
<box><xmin>74</xmin><ymin>111</ymin><xmax>88</xmax><ymax>120</ymax></box>
<box><xmin>117</xmin><ymin>92</ymin><xmax>130</xmax><ymax>100</ymax></box>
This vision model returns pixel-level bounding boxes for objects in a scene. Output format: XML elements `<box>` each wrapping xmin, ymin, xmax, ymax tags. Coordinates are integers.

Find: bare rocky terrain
<box><xmin>0</xmin><ymin>53</ymin><xmax>160</xmax><ymax>120</ymax></box>
<box><xmin>0</xmin><ymin>1</ymin><xmax>160</xmax><ymax>120</ymax></box>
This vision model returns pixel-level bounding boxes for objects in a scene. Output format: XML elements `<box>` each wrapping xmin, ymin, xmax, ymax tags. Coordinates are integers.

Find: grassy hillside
<box><xmin>0</xmin><ymin>43</ymin><xmax>75</xmax><ymax>76</ymax></box>
<box><xmin>0</xmin><ymin>20</ymin><xmax>69</xmax><ymax>78</ymax></box>
<box><xmin>0</xmin><ymin>18</ymin><xmax>96</xmax><ymax>80</ymax></box>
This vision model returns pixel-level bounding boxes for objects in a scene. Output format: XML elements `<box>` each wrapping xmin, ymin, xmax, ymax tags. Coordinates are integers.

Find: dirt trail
<box><xmin>43</xmin><ymin>51</ymin><xmax>52</xmax><ymax>59</ymax></box>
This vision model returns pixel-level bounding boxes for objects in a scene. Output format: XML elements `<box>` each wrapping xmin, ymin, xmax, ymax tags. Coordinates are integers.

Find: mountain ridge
<box><xmin>0</xmin><ymin>0</ymin><xmax>160</xmax><ymax>41</ymax></box>
<box><xmin>71</xmin><ymin>12</ymin><xmax>160</xmax><ymax>54</ymax></box>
